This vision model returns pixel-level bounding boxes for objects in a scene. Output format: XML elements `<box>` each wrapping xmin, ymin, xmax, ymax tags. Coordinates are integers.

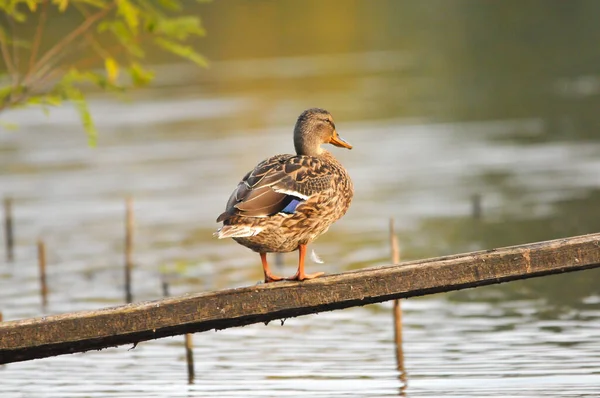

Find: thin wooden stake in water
<box><xmin>161</xmin><ymin>278</ymin><xmax>170</xmax><ymax>298</ymax></box>
<box><xmin>38</xmin><ymin>240</ymin><xmax>48</xmax><ymax>308</ymax></box>
<box><xmin>185</xmin><ymin>333</ymin><xmax>195</xmax><ymax>384</ymax></box>
<box><xmin>160</xmin><ymin>272</ymin><xmax>195</xmax><ymax>384</ymax></box>
<box><xmin>389</xmin><ymin>219</ymin><xmax>407</xmax><ymax>392</ymax></box>
<box><xmin>471</xmin><ymin>193</ymin><xmax>482</xmax><ymax>219</ymax></box>
<box><xmin>4</xmin><ymin>198</ymin><xmax>14</xmax><ymax>262</ymax></box>
<box><xmin>125</xmin><ymin>198</ymin><xmax>134</xmax><ymax>303</ymax></box>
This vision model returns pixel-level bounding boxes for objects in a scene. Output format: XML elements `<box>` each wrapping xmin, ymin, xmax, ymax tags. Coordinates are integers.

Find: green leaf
<box><xmin>157</xmin><ymin>0</ymin><xmax>181</xmax><ymax>11</ymax></box>
<box><xmin>129</xmin><ymin>62</ymin><xmax>154</xmax><ymax>86</ymax></box>
<box><xmin>26</xmin><ymin>94</ymin><xmax>63</xmax><ymax>107</ymax></box>
<box><xmin>64</xmin><ymin>87</ymin><xmax>97</xmax><ymax>146</ymax></box>
<box><xmin>42</xmin><ymin>95</ymin><xmax>63</xmax><ymax>106</ymax></box>
<box><xmin>66</xmin><ymin>69</ymin><xmax>124</xmax><ymax>91</ymax></box>
<box><xmin>0</xmin><ymin>84</ymin><xmax>28</xmax><ymax>108</ymax></box>
<box><xmin>135</xmin><ymin>1</ymin><xmax>161</xmax><ymax>19</ymax></box>
<box><xmin>104</xmin><ymin>57</ymin><xmax>119</xmax><ymax>84</ymax></box>
<box><xmin>76</xmin><ymin>0</ymin><xmax>107</xmax><ymax>8</ymax></box>
<box><xmin>116</xmin><ymin>0</ymin><xmax>139</xmax><ymax>32</ymax></box>
<box><xmin>154</xmin><ymin>16</ymin><xmax>205</xmax><ymax>40</ymax></box>
<box><xmin>154</xmin><ymin>37</ymin><xmax>208</xmax><ymax>68</ymax></box>
<box><xmin>96</xmin><ymin>20</ymin><xmax>111</xmax><ymax>33</ymax></box>
<box><xmin>98</xmin><ymin>20</ymin><xmax>145</xmax><ymax>58</ymax></box>
<box><xmin>1</xmin><ymin>3</ymin><xmax>28</xmax><ymax>21</ymax></box>
<box><xmin>52</xmin><ymin>0</ymin><xmax>69</xmax><ymax>12</ymax></box>
<box><xmin>0</xmin><ymin>0</ymin><xmax>208</xmax><ymax>143</ymax></box>
<box><xmin>24</xmin><ymin>94</ymin><xmax>63</xmax><ymax>117</ymax></box>
<box><xmin>0</xmin><ymin>85</ymin><xmax>13</xmax><ymax>103</ymax></box>
<box><xmin>25</xmin><ymin>0</ymin><xmax>38</xmax><ymax>12</ymax></box>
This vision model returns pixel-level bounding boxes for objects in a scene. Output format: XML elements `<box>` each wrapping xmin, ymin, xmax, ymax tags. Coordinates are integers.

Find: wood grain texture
<box><xmin>1</xmin><ymin>232</ymin><xmax>599</xmax><ymax>364</ymax></box>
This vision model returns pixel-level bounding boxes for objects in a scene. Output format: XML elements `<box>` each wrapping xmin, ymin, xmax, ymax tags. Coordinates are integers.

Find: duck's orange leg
<box><xmin>261</xmin><ymin>253</ymin><xmax>283</xmax><ymax>283</ymax></box>
<box><xmin>286</xmin><ymin>244</ymin><xmax>324</xmax><ymax>281</ymax></box>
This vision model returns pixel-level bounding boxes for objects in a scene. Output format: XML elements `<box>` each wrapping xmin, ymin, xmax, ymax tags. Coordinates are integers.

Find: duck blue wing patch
<box><xmin>280</xmin><ymin>197</ymin><xmax>304</xmax><ymax>214</ymax></box>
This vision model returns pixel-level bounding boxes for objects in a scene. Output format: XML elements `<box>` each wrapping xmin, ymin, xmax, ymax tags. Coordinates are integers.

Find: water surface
<box><xmin>1</xmin><ymin>1</ymin><xmax>600</xmax><ymax>396</ymax></box>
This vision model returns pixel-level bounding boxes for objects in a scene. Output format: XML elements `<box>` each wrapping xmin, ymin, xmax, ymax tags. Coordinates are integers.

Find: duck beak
<box><xmin>330</xmin><ymin>131</ymin><xmax>353</xmax><ymax>149</ymax></box>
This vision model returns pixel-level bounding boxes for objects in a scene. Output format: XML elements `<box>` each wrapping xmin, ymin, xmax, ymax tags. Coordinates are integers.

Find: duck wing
<box><xmin>217</xmin><ymin>154</ymin><xmax>333</xmax><ymax>222</ymax></box>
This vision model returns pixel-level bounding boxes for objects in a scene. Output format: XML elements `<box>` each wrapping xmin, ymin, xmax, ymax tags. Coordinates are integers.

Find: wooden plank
<box><xmin>1</xmin><ymin>232</ymin><xmax>599</xmax><ymax>364</ymax></box>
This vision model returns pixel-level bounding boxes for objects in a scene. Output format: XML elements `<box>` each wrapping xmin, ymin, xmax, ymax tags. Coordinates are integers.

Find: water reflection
<box><xmin>2</xmin><ymin>0</ymin><xmax>600</xmax><ymax>396</ymax></box>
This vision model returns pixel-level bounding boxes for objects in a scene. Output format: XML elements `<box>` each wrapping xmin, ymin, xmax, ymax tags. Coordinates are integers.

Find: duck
<box><xmin>215</xmin><ymin>108</ymin><xmax>354</xmax><ymax>282</ymax></box>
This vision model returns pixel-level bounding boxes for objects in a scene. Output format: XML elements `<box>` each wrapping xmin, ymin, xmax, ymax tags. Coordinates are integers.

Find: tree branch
<box><xmin>27</xmin><ymin>0</ymin><xmax>49</xmax><ymax>77</ymax></box>
<box><xmin>25</xmin><ymin>3</ymin><xmax>114</xmax><ymax>86</ymax></box>
<box><xmin>0</xmin><ymin>16</ymin><xmax>17</xmax><ymax>85</ymax></box>
<box><xmin>8</xmin><ymin>11</ymin><xmax>20</xmax><ymax>87</ymax></box>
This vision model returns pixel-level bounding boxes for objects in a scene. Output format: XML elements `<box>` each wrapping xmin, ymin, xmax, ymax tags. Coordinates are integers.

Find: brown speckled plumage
<box><xmin>215</xmin><ymin>108</ymin><xmax>353</xmax><ymax>282</ymax></box>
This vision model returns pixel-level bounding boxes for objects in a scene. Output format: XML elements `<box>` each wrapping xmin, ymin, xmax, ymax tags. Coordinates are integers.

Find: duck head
<box><xmin>293</xmin><ymin>108</ymin><xmax>352</xmax><ymax>156</ymax></box>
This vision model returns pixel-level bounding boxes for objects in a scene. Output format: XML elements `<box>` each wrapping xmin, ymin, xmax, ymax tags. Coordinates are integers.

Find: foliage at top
<box><xmin>0</xmin><ymin>0</ymin><xmax>208</xmax><ymax>145</ymax></box>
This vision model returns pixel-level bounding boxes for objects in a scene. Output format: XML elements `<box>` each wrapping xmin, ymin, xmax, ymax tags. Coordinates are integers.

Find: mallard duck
<box><xmin>215</xmin><ymin>108</ymin><xmax>353</xmax><ymax>282</ymax></box>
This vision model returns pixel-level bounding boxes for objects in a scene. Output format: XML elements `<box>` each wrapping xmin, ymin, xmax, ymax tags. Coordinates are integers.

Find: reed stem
<box><xmin>4</xmin><ymin>198</ymin><xmax>14</xmax><ymax>262</ymax></box>
<box><xmin>389</xmin><ymin>218</ymin><xmax>406</xmax><ymax>391</ymax></box>
<box><xmin>125</xmin><ymin>198</ymin><xmax>134</xmax><ymax>303</ymax></box>
<box><xmin>38</xmin><ymin>240</ymin><xmax>48</xmax><ymax>308</ymax></box>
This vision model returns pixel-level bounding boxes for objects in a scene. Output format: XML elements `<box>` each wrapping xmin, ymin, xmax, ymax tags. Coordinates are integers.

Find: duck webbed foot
<box><xmin>261</xmin><ymin>253</ymin><xmax>284</xmax><ymax>283</ymax></box>
<box><xmin>285</xmin><ymin>244</ymin><xmax>325</xmax><ymax>281</ymax></box>
<box><xmin>285</xmin><ymin>270</ymin><xmax>324</xmax><ymax>281</ymax></box>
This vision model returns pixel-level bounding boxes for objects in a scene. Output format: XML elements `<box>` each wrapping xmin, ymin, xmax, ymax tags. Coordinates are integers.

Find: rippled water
<box><xmin>2</xmin><ymin>1</ymin><xmax>600</xmax><ymax>396</ymax></box>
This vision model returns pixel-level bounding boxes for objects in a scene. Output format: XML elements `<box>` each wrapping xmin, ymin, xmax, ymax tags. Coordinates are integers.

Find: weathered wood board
<box><xmin>1</xmin><ymin>232</ymin><xmax>599</xmax><ymax>364</ymax></box>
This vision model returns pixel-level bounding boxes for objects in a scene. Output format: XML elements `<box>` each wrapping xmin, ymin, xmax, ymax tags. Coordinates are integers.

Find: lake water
<box><xmin>1</xmin><ymin>1</ymin><xmax>600</xmax><ymax>396</ymax></box>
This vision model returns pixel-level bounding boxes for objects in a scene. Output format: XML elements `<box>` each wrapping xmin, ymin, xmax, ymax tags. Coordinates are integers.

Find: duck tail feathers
<box><xmin>214</xmin><ymin>225</ymin><xmax>263</xmax><ymax>239</ymax></box>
